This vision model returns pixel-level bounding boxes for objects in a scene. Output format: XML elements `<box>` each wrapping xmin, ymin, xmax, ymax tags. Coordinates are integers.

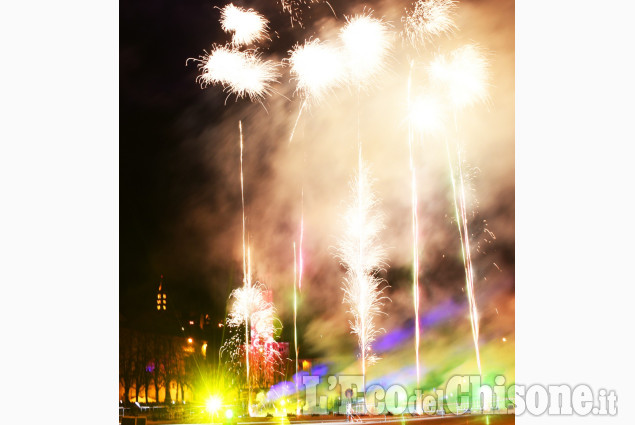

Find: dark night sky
<box><xmin>120</xmin><ymin>0</ymin><xmax>346</xmax><ymax>324</ymax></box>
<box><xmin>120</xmin><ymin>0</ymin><xmax>515</xmax><ymax>364</ymax></box>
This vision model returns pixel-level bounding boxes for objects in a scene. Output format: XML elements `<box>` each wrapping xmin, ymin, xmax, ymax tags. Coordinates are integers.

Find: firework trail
<box><xmin>401</xmin><ymin>0</ymin><xmax>458</xmax><ymax>46</ymax></box>
<box><xmin>336</xmin><ymin>162</ymin><xmax>388</xmax><ymax>391</ymax></box>
<box><xmin>456</xmin><ymin>149</ymin><xmax>481</xmax><ymax>376</ymax></box>
<box><xmin>405</xmin><ymin>61</ymin><xmax>421</xmax><ymax>393</ymax></box>
<box><xmin>442</xmin><ymin>138</ymin><xmax>481</xmax><ymax>376</ymax></box>
<box><xmin>406</xmin><ymin>63</ymin><xmax>446</xmax><ymax>394</ymax></box>
<box><xmin>287</xmin><ymin>39</ymin><xmax>346</xmax><ymax>143</ymax></box>
<box><xmin>239</xmin><ymin>121</ymin><xmax>248</xmax><ymax>288</ymax></box>
<box><xmin>339</xmin><ymin>11</ymin><xmax>392</xmax><ymax>90</ymax></box>
<box><xmin>220</xmin><ymin>4</ymin><xmax>269</xmax><ymax>47</ymax></box>
<box><xmin>293</xmin><ymin>242</ymin><xmax>299</xmax><ymax>414</ymax></box>
<box><xmin>190</xmin><ymin>45</ymin><xmax>280</xmax><ymax>103</ymax></box>
<box><xmin>298</xmin><ymin>191</ymin><xmax>305</xmax><ymax>291</ymax></box>
<box><xmin>430</xmin><ymin>44</ymin><xmax>489</xmax><ymax>376</ymax></box>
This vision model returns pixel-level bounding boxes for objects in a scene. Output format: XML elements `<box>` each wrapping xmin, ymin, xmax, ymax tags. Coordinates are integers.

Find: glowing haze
<box><xmin>409</xmin><ymin>93</ymin><xmax>445</xmax><ymax>135</ymax></box>
<box><xmin>429</xmin><ymin>43</ymin><xmax>489</xmax><ymax>109</ymax></box>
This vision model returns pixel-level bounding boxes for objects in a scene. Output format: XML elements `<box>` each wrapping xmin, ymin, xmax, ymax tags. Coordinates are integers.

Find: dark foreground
<box><xmin>127</xmin><ymin>413</ymin><xmax>514</xmax><ymax>425</ymax></box>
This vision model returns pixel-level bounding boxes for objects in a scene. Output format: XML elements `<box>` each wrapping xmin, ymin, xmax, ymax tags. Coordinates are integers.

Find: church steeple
<box><xmin>156</xmin><ymin>274</ymin><xmax>167</xmax><ymax>311</ymax></box>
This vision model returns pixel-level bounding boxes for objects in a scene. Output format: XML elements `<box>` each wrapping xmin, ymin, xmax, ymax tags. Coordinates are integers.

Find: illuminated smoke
<box><xmin>409</xmin><ymin>93</ymin><xmax>445</xmax><ymax>135</ymax></box>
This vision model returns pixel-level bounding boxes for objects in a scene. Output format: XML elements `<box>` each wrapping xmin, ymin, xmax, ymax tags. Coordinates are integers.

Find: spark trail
<box><xmin>431</xmin><ymin>44</ymin><xmax>489</xmax><ymax>377</ymax></box>
<box><xmin>239</xmin><ymin>121</ymin><xmax>252</xmax><ymax>411</ymax></box>
<box><xmin>298</xmin><ymin>191</ymin><xmax>304</xmax><ymax>291</ymax></box>
<box><xmin>444</xmin><ymin>136</ymin><xmax>481</xmax><ymax>377</ymax></box>
<box><xmin>293</xmin><ymin>242</ymin><xmax>299</xmax><ymax>415</ymax></box>
<box><xmin>406</xmin><ymin>61</ymin><xmax>421</xmax><ymax>392</ymax></box>
<box><xmin>240</xmin><ymin>121</ymin><xmax>247</xmax><ymax>287</ymax></box>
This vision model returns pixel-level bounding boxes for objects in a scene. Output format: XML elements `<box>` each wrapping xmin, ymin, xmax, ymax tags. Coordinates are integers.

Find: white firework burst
<box><xmin>287</xmin><ymin>38</ymin><xmax>346</xmax><ymax>104</ymax></box>
<box><xmin>428</xmin><ymin>43</ymin><xmax>489</xmax><ymax>110</ymax></box>
<box><xmin>220</xmin><ymin>3</ymin><xmax>269</xmax><ymax>46</ymax></box>
<box><xmin>402</xmin><ymin>0</ymin><xmax>458</xmax><ymax>46</ymax></box>
<box><xmin>339</xmin><ymin>11</ymin><xmax>392</xmax><ymax>90</ymax></box>
<box><xmin>191</xmin><ymin>45</ymin><xmax>280</xmax><ymax>102</ymax></box>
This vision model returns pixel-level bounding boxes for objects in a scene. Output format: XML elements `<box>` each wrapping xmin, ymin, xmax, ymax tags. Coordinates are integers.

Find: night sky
<box><xmin>120</xmin><ymin>0</ymin><xmax>345</xmax><ymax>323</ymax></box>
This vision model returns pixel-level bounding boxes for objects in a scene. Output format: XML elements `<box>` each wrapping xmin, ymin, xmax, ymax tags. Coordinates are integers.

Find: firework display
<box><xmin>182</xmin><ymin>0</ymin><xmax>511</xmax><ymax>417</ymax></box>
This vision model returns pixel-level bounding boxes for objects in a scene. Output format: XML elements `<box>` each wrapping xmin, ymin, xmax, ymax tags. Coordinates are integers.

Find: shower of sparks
<box><xmin>429</xmin><ymin>43</ymin><xmax>489</xmax><ymax>110</ymax></box>
<box><xmin>288</xmin><ymin>39</ymin><xmax>346</xmax><ymax>104</ymax></box>
<box><xmin>228</xmin><ymin>283</ymin><xmax>272</xmax><ymax>329</ymax></box>
<box><xmin>278</xmin><ymin>0</ymin><xmax>336</xmax><ymax>28</ymax></box>
<box><xmin>336</xmin><ymin>162</ymin><xmax>388</xmax><ymax>390</ymax></box>
<box><xmin>220</xmin><ymin>4</ymin><xmax>269</xmax><ymax>46</ymax></box>
<box><xmin>191</xmin><ymin>45</ymin><xmax>280</xmax><ymax>102</ymax></box>
<box><xmin>339</xmin><ymin>11</ymin><xmax>392</xmax><ymax>90</ymax></box>
<box><xmin>278</xmin><ymin>0</ymin><xmax>313</xmax><ymax>27</ymax></box>
<box><xmin>406</xmin><ymin>62</ymin><xmax>421</xmax><ymax>393</ymax></box>
<box><xmin>228</xmin><ymin>276</ymin><xmax>282</xmax><ymax>394</ymax></box>
<box><xmin>402</xmin><ymin>0</ymin><xmax>458</xmax><ymax>46</ymax></box>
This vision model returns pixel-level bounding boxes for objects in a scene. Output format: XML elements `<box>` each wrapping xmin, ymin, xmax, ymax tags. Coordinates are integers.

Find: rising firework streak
<box><xmin>406</xmin><ymin>61</ymin><xmax>422</xmax><ymax>394</ymax></box>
